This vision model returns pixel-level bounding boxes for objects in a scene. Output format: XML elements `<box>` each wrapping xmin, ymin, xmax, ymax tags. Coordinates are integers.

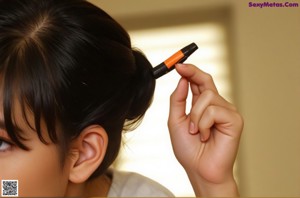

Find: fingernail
<box><xmin>176</xmin><ymin>63</ymin><xmax>186</xmax><ymax>67</ymax></box>
<box><xmin>189</xmin><ymin>122</ymin><xmax>195</xmax><ymax>134</ymax></box>
<box><xmin>200</xmin><ymin>135</ymin><xmax>206</xmax><ymax>142</ymax></box>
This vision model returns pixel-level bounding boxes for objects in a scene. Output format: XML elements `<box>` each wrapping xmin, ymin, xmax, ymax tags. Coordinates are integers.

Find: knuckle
<box><xmin>234</xmin><ymin>112</ymin><xmax>244</xmax><ymax>132</ymax></box>
<box><xmin>206</xmin><ymin>105</ymin><xmax>216</xmax><ymax>117</ymax></box>
<box><xmin>203</xmin><ymin>72</ymin><xmax>213</xmax><ymax>82</ymax></box>
<box><xmin>238</xmin><ymin>113</ymin><xmax>244</xmax><ymax>128</ymax></box>
<box><xmin>231</xmin><ymin>104</ymin><xmax>238</xmax><ymax>111</ymax></box>
<box><xmin>228</xmin><ymin>103</ymin><xmax>237</xmax><ymax>111</ymax></box>
<box><xmin>202</xmin><ymin>89</ymin><xmax>216</xmax><ymax>100</ymax></box>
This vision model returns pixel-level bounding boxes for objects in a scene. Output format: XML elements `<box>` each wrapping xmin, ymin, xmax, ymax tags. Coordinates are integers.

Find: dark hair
<box><xmin>0</xmin><ymin>0</ymin><xmax>155</xmax><ymax>179</ymax></box>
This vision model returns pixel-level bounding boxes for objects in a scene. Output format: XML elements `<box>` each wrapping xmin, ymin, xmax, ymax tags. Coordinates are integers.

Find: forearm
<box><xmin>186</xmin><ymin>171</ymin><xmax>239</xmax><ymax>197</ymax></box>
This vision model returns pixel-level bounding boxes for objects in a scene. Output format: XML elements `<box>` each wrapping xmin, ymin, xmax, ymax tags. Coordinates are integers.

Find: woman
<box><xmin>0</xmin><ymin>0</ymin><xmax>243</xmax><ymax>196</ymax></box>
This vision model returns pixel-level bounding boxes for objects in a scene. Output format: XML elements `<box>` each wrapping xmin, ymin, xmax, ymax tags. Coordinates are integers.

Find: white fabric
<box><xmin>107</xmin><ymin>169</ymin><xmax>174</xmax><ymax>197</ymax></box>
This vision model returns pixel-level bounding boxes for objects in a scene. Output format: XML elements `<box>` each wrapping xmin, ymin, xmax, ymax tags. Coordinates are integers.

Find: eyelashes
<box><xmin>0</xmin><ymin>138</ymin><xmax>13</xmax><ymax>152</ymax></box>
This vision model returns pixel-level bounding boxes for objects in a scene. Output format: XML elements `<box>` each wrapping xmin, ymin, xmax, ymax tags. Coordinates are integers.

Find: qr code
<box><xmin>1</xmin><ymin>180</ymin><xmax>18</xmax><ymax>197</ymax></box>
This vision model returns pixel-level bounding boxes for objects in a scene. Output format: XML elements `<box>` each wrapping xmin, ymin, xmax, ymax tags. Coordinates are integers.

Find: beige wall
<box><xmin>89</xmin><ymin>0</ymin><xmax>300</xmax><ymax>196</ymax></box>
<box><xmin>233</xmin><ymin>1</ymin><xmax>300</xmax><ymax>196</ymax></box>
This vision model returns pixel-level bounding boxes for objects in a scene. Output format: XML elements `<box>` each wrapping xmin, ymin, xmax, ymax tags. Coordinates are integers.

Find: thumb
<box><xmin>168</xmin><ymin>77</ymin><xmax>189</xmax><ymax>127</ymax></box>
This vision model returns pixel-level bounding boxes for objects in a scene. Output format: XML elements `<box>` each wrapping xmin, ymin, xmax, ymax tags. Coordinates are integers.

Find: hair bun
<box><xmin>125</xmin><ymin>49</ymin><xmax>156</xmax><ymax>128</ymax></box>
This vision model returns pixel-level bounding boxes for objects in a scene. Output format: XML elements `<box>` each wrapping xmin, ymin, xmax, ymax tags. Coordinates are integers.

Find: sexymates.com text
<box><xmin>249</xmin><ymin>2</ymin><xmax>299</xmax><ymax>8</ymax></box>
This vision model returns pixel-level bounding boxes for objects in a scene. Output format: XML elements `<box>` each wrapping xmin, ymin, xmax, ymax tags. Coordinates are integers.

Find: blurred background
<box><xmin>89</xmin><ymin>0</ymin><xmax>300</xmax><ymax>197</ymax></box>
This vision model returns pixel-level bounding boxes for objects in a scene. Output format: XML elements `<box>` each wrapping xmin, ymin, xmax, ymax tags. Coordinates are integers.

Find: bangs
<box><xmin>1</xmin><ymin>39</ymin><xmax>59</xmax><ymax>150</ymax></box>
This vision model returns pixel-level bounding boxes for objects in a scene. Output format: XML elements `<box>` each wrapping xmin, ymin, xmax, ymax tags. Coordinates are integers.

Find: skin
<box><xmin>0</xmin><ymin>103</ymin><xmax>71</xmax><ymax>196</ymax></box>
<box><xmin>0</xmin><ymin>63</ymin><xmax>243</xmax><ymax>197</ymax></box>
<box><xmin>0</xmin><ymin>98</ymin><xmax>110</xmax><ymax>197</ymax></box>
<box><xmin>168</xmin><ymin>63</ymin><xmax>243</xmax><ymax>197</ymax></box>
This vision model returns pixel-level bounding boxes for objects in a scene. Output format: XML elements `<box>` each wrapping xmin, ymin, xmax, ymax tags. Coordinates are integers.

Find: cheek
<box><xmin>0</xmin><ymin>145</ymin><xmax>70</xmax><ymax>197</ymax></box>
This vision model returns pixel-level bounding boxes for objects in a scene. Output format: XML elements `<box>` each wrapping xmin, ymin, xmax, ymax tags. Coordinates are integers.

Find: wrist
<box><xmin>186</xmin><ymin>170</ymin><xmax>239</xmax><ymax>197</ymax></box>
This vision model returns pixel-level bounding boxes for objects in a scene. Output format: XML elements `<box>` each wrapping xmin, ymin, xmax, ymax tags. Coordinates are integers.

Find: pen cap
<box><xmin>181</xmin><ymin>42</ymin><xmax>198</xmax><ymax>57</ymax></box>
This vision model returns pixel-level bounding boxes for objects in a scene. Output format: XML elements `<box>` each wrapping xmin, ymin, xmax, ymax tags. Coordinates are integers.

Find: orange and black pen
<box><xmin>152</xmin><ymin>42</ymin><xmax>198</xmax><ymax>79</ymax></box>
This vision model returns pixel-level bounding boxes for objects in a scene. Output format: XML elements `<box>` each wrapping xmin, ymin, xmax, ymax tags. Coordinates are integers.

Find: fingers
<box><xmin>168</xmin><ymin>77</ymin><xmax>189</xmax><ymax>127</ymax></box>
<box><xmin>171</xmin><ymin>63</ymin><xmax>243</xmax><ymax>142</ymax></box>
<box><xmin>175</xmin><ymin>63</ymin><xmax>218</xmax><ymax>94</ymax></box>
<box><xmin>198</xmin><ymin>105</ymin><xmax>243</xmax><ymax>142</ymax></box>
<box><xmin>189</xmin><ymin>90</ymin><xmax>237</xmax><ymax>134</ymax></box>
<box><xmin>174</xmin><ymin>63</ymin><xmax>242</xmax><ymax>141</ymax></box>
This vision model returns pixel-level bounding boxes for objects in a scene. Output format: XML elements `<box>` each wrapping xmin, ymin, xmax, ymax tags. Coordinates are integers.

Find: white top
<box><xmin>107</xmin><ymin>169</ymin><xmax>174</xmax><ymax>197</ymax></box>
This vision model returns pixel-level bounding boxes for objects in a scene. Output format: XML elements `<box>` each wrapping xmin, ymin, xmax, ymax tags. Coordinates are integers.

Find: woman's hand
<box><xmin>168</xmin><ymin>63</ymin><xmax>243</xmax><ymax>197</ymax></box>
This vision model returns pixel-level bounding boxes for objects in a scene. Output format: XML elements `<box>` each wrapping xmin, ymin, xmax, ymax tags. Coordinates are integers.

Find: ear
<box><xmin>68</xmin><ymin>125</ymin><xmax>108</xmax><ymax>183</ymax></box>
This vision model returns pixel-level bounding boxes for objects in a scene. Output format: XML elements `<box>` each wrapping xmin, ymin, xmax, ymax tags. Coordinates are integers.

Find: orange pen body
<box><xmin>152</xmin><ymin>42</ymin><xmax>198</xmax><ymax>79</ymax></box>
<box><xmin>164</xmin><ymin>51</ymin><xmax>185</xmax><ymax>69</ymax></box>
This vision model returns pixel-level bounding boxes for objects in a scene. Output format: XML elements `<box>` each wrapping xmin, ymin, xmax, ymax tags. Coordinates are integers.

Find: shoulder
<box><xmin>107</xmin><ymin>169</ymin><xmax>174</xmax><ymax>197</ymax></box>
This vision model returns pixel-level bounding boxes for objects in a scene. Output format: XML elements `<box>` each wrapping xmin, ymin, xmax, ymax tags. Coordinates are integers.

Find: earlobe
<box><xmin>68</xmin><ymin>125</ymin><xmax>108</xmax><ymax>183</ymax></box>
